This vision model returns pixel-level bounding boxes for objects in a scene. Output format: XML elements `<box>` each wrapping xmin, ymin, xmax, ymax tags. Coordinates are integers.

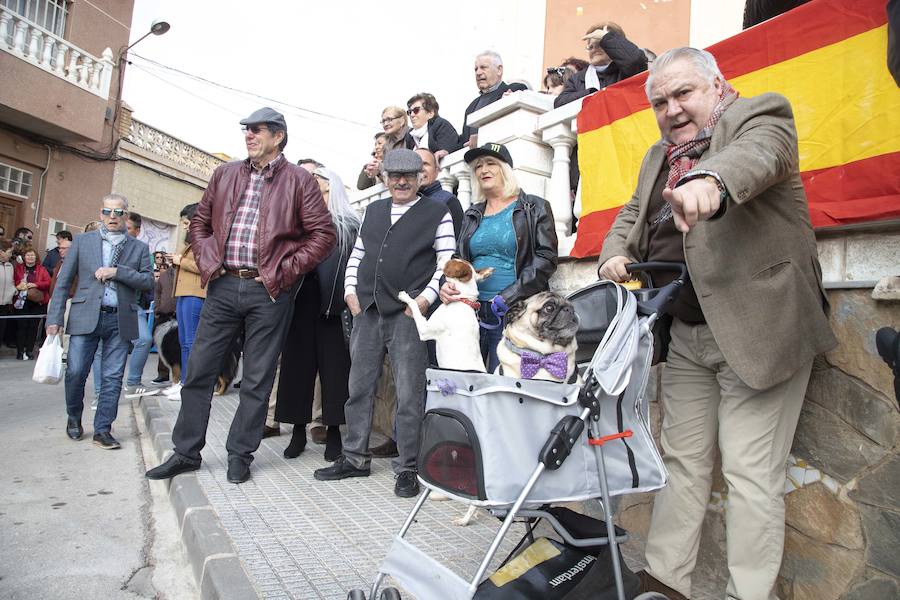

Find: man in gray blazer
<box><xmin>598</xmin><ymin>48</ymin><xmax>836</xmax><ymax>600</ymax></box>
<box><xmin>46</xmin><ymin>194</ymin><xmax>154</xmax><ymax>450</ymax></box>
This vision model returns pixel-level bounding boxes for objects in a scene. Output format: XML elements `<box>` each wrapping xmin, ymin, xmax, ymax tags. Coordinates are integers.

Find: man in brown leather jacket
<box><xmin>146</xmin><ymin>107</ymin><xmax>336</xmax><ymax>484</ymax></box>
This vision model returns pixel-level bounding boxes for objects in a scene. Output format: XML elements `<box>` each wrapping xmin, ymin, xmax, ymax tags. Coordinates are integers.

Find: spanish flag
<box><xmin>573</xmin><ymin>0</ymin><xmax>900</xmax><ymax>258</ymax></box>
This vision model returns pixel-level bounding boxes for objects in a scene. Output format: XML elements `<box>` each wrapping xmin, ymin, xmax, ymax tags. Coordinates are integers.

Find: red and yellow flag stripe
<box><xmin>573</xmin><ymin>0</ymin><xmax>900</xmax><ymax>258</ymax></box>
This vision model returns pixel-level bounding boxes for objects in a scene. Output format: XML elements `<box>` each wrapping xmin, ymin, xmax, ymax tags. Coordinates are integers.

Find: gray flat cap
<box><xmin>382</xmin><ymin>149</ymin><xmax>422</xmax><ymax>173</ymax></box>
<box><xmin>240</xmin><ymin>107</ymin><xmax>287</xmax><ymax>131</ymax></box>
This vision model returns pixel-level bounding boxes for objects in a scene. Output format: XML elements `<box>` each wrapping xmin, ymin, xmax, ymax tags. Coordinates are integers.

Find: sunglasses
<box><xmin>101</xmin><ymin>208</ymin><xmax>126</xmax><ymax>217</ymax></box>
<box><xmin>240</xmin><ymin>124</ymin><xmax>270</xmax><ymax>134</ymax></box>
<box><xmin>546</xmin><ymin>66</ymin><xmax>567</xmax><ymax>77</ymax></box>
<box><xmin>406</xmin><ymin>106</ymin><xmax>425</xmax><ymax>116</ymax></box>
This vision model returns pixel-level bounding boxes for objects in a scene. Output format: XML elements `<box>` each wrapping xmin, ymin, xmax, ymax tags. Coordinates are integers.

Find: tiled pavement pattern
<box><xmin>155</xmin><ymin>392</ymin><xmax>527</xmax><ymax>599</ymax></box>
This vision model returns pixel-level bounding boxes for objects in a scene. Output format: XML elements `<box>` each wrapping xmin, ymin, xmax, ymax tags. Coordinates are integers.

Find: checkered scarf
<box><xmin>654</xmin><ymin>81</ymin><xmax>739</xmax><ymax>224</ymax></box>
<box><xmin>99</xmin><ymin>225</ymin><xmax>126</xmax><ymax>292</ymax></box>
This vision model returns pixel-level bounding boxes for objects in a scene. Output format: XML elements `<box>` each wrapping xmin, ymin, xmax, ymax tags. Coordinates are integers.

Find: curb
<box><xmin>139</xmin><ymin>396</ymin><xmax>259</xmax><ymax>600</ymax></box>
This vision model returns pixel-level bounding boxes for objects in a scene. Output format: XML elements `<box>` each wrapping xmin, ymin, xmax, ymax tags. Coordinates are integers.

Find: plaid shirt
<box><xmin>223</xmin><ymin>154</ymin><xmax>284</xmax><ymax>269</ymax></box>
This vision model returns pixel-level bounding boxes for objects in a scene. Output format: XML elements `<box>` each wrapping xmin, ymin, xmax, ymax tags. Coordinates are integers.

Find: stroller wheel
<box><xmin>634</xmin><ymin>593</ymin><xmax>669</xmax><ymax>600</ymax></box>
<box><xmin>347</xmin><ymin>590</ymin><xmax>367</xmax><ymax>600</ymax></box>
<box><xmin>379</xmin><ymin>587</ymin><xmax>402</xmax><ymax>600</ymax></box>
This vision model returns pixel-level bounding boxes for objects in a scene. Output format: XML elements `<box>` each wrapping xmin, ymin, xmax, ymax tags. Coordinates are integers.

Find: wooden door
<box><xmin>0</xmin><ymin>197</ymin><xmax>20</xmax><ymax>239</ymax></box>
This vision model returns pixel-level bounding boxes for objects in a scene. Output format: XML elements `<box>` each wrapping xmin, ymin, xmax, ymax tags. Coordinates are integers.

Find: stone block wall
<box><xmin>554</xmin><ymin>259</ymin><xmax>900</xmax><ymax>598</ymax></box>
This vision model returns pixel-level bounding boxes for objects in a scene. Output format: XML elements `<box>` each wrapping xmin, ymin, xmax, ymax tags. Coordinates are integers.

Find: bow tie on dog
<box><xmin>503</xmin><ymin>340</ymin><xmax>570</xmax><ymax>380</ymax></box>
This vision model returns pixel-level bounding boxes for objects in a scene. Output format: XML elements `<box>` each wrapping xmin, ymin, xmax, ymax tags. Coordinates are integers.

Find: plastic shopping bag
<box><xmin>32</xmin><ymin>335</ymin><xmax>64</xmax><ymax>385</ymax></box>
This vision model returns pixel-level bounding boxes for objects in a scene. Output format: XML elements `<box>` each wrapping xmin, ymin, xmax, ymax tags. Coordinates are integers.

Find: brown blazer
<box><xmin>173</xmin><ymin>247</ymin><xmax>206</xmax><ymax>299</ymax></box>
<box><xmin>598</xmin><ymin>93</ymin><xmax>837</xmax><ymax>390</ymax></box>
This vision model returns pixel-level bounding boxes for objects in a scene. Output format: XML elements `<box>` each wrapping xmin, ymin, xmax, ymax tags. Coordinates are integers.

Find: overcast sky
<box><xmin>123</xmin><ymin>0</ymin><xmax>545</xmax><ymax>188</ymax></box>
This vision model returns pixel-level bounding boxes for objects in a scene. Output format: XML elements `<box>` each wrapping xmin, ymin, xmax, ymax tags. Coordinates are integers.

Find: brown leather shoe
<box><xmin>309</xmin><ymin>425</ymin><xmax>327</xmax><ymax>445</ymax></box>
<box><xmin>637</xmin><ymin>570</ymin><xmax>688</xmax><ymax>600</ymax></box>
<box><xmin>262</xmin><ymin>425</ymin><xmax>281</xmax><ymax>438</ymax></box>
<box><xmin>369</xmin><ymin>438</ymin><xmax>399</xmax><ymax>458</ymax></box>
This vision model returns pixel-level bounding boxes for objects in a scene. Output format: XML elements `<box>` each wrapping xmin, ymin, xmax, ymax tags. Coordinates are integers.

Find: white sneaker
<box><xmin>124</xmin><ymin>385</ymin><xmax>160</xmax><ymax>399</ymax></box>
<box><xmin>163</xmin><ymin>383</ymin><xmax>183</xmax><ymax>399</ymax></box>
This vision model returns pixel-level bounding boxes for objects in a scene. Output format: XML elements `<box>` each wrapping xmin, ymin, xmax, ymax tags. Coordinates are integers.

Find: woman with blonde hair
<box><xmin>379</xmin><ymin>105</ymin><xmax>414</xmax><ymax>154</ymax></box>
<box><xmin>440</xmin><ymin>143</ymin><xmax>558</xmax><ymax>371</ymax></box>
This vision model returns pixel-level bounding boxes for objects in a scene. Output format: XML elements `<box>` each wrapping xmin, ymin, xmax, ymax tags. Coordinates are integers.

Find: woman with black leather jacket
<box><xmin>275</xmin><ymin>168</ymin><xmax>360</xmax><ymax>462</ymax></box>
<box><xmin>440</xmin><ymin>143</ymin><xmax>558</xmax><ymax>371</ymax></box>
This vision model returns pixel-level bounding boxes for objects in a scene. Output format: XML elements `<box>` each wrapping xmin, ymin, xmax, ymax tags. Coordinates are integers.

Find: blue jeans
<box><xmin>478</xmin><ymin>302</ymin><xmax>504</xmax><ymax>373</ymax></box>
<box><xmin>176</xmin><ymin>296</ymin><xmax>204</xmax><ymax>381</ymax></box>
<box><xmin>65</xmin><ymin>312</ymin><xmax>131</xmax><ymax>433</ymax></box>
<box><xmin>126</xmin><ymin>308</ymin><xmax>152</xmax><ymax>386</ymax></box>
<box><xmin>92</xmin><ymin>343</ymin><xmax>102</xmax><ymax>397</ymax></box>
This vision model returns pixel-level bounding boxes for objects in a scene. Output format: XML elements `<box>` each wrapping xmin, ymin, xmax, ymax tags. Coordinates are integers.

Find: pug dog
<box><xmin>496</xmin><ymin>291</ymin><xmax>580</xmax><ymax>383</ymax></box>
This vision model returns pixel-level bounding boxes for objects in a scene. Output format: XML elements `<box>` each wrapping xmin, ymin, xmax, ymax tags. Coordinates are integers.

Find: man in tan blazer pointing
<box><xmin>598</xmin><ymin>47</ymin><xmax>837</xmax><ymax>600</ymax></box>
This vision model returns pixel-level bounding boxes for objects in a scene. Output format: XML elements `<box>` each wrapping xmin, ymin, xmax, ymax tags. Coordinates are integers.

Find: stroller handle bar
<box><xmin>620</xmin><ymin>261</ymin><xmax>688</xmax><ymax>318</ymax></box>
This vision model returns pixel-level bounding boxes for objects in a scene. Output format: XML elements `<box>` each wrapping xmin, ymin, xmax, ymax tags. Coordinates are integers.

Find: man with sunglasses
<box><xmin>554</xmin><ymin>22</ymin><xmax>647</xmax><ymax>107</ymax></box>
<box><xmin>145</xmin><ymin>107</ymin><xmax>335</xmax><ymax>485</ymax></box>
<box><xmin>46</xmin><ymin>194</ymin><xmax>154</xmax><ymax>450</ymax></box>
<box><xmin>314</xmin><ymin>149</ymin><xmax>455</xmax><ymax>498</ymax></box>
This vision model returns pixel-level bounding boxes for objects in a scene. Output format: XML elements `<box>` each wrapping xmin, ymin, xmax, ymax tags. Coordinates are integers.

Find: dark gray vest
<box><xmin>356</xmin><ymin>196</ymin><xmax>447</xmax><ymax>316</ymax></box>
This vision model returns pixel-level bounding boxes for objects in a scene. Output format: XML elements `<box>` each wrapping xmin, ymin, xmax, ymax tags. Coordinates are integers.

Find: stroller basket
<box><xmin>419</xmin><ymin>366</ymin><xmax>665</xmax><ymax>507</ymax></box>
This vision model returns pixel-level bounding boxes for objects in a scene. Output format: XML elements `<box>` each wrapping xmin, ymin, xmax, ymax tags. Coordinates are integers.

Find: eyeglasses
<box><xmin>387</xmin><ymin>173</ymin><xmax>416</xmax><ymax>181</ymax></box>
<box><xmin>406</xmin><ymin>106</ymin><xmax>425</xmax><ymax>116</ymax></box>
<box><xmin>240</xmin><ymin>124</ymin><xmax>270</xmax><ymax>134</ymax></box>
<box><xmin>101</xmin><ymin>208</ymin><xmax>126</xmax><ymax>217</ymax></box>
<box><xmin>380</xmin><ymin>115</ymin><xmax>403</xmax><ymax>126</ymax></box>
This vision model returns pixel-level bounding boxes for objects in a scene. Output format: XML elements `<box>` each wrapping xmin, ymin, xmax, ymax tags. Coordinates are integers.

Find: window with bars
<box><xmin>0</xmin><ymin>0</ymin><xmax>68</xmax><ymax>37</ymax></box>
<box><xmin>0</xmin><ymin>163</ymin><xmax>34</xmax><ymax>198</ymax></box>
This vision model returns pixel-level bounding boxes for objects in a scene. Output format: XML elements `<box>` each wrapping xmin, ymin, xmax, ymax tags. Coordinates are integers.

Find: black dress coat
<box><xmin>275</xmin><ymin>222</ymin><xmax>358</xmax><ymax>425</ymax></box>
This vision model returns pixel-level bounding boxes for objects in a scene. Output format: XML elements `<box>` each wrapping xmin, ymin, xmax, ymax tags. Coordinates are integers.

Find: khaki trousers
<box><xmin>644</xmin><ymin>319</ymin><xmax>812</xmax><ymax>600</ymax></box>
<box><xmin>266</xmin><ymin>362</ymin><xmax>321</xmax><ymax>429</ymax></box>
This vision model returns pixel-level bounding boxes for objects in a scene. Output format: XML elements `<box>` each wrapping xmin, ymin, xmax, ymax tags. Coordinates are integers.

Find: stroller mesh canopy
<box><xmin>567</xmin><ymin>281</ymin><xmax>627</xmax><ymax>365</ymax></box>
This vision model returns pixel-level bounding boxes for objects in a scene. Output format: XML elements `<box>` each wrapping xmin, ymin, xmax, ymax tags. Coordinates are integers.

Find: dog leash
<box><xmin>479</xmin><ymin>295</ymin><xmax>508</xmax><ymax>330</ymax></box>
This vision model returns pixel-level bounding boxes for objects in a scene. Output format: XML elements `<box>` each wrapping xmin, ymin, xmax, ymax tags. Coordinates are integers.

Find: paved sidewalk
<box><xmin>146</xmin><ymin>389</ymin><xmax>528</xmax><ymax>599</ymax></box>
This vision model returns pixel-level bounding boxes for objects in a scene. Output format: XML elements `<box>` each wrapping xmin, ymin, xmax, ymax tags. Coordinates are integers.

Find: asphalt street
<box><xmin>0</xmin><ymin>354</ymin><xmax>196</xmax><ymax>600</ymax></box>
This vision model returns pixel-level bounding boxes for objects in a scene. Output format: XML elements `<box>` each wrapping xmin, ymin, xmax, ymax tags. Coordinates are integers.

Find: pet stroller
<box><xmin>348</xmin><ymin>262</ymin><xmax>687</xmax><ymax>600</ymax></box>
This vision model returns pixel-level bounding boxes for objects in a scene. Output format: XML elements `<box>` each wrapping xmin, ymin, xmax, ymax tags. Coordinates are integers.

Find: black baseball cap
<box><xmin>464</xmin><ymin>142</ymin><xmax>513</xmax><ymax>168</ymax></box>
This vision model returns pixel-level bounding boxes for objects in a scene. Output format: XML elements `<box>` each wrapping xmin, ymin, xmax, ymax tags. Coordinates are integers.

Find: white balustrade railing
<box><xmin>126</xmin><ymin>119</ymin><xmax>226</xmax><ymax>179</ymax></box>
<box><xmin>350</xmin><ymin>91</ymin><xmax>584</xmax><ymax>257</ymax></box>
<box><xmin>0</xmin><ymin>5</ymin><xmax>114</xmax><ymax>99</ymax></box>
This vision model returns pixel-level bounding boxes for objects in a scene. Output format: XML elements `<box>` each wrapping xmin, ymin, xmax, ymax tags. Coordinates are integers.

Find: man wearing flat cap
<box><xmin>146</xmin><ymin>107</ymin><xmax>336</xmax><ymax>484</ymax></box>
<box><xmin>314</xmin><ymin>149</ymin><xmax>455</xmax><ymax>498</ymax></box>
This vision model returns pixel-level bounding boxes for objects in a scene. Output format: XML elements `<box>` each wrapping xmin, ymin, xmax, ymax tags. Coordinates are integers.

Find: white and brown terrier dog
<box><xmin>398</xmin><ymin>258</ymin><xmax>493</xmax><ymax>372</ymax></box>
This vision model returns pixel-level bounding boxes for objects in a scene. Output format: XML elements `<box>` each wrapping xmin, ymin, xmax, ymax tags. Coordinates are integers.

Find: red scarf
<box><xmin>665</xmin><ymin>81</ymin><xmax>739</xmax><ymax>189</ymax></box>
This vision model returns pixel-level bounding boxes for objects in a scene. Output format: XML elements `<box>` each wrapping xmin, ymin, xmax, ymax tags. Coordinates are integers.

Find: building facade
<box><xmin>0</xmin><ymin>0</ymin><xmax>133</xmax><ymax>250</ymax></box>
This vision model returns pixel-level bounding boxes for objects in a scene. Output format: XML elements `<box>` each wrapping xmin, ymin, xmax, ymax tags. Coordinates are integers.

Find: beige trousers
<box><xmin>266</xmin><ymin>361</ymin><xmax>322</xmax><ymax>429</ymax></box>
<box><xmin>644</xmin><ymin>319</ymin><xmax>812</xmax><ymax>600</ymax></box>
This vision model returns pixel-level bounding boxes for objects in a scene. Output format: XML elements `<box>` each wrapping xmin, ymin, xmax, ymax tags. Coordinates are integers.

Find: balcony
<box><xmin>0</xmin><ymin>3</ymin><xmax>115</xmax><ymax>142</ymax></box>
<box><xmin>349</xmin><ymin>90</ymin><xmax>898</xmax><ymax>290</ymax></box>
<box><xmin>0</xmin><ymin>5</ymin><xmax>114</xmax><ymax>99</ymax></box>
<box><xmin>350</xmin><ymin>91</ymin><xmax>584</xmax><ymax>254</ymax></box>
